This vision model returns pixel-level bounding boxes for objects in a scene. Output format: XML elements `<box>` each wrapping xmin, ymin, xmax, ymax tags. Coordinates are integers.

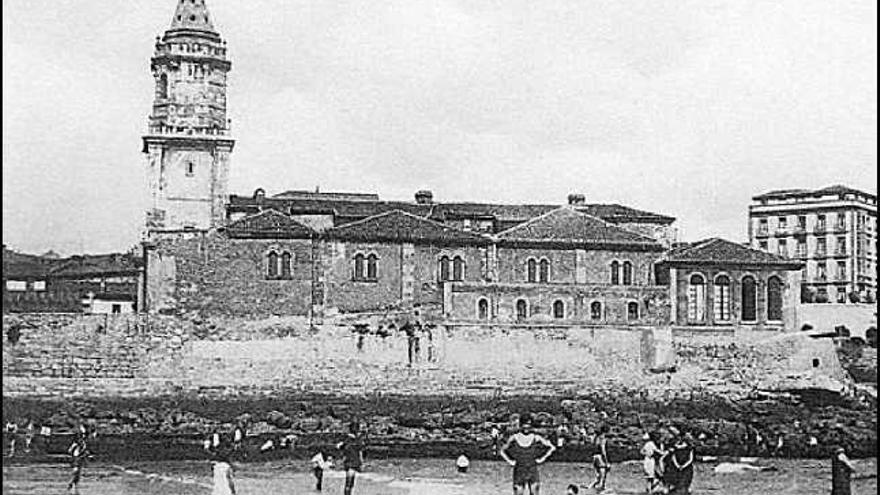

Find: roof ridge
<box><xmin>496</xmin><ymin>206</ymin><xmax>569</xmax><ymax>236</ymax></box>
<box><xmin>330</xmin><ymin>209</ymin><xmax>488</xmax><ymax>239</ymax></box>
<box><xmin>225</xmin><ymin>208</ymin><xmax>315</xmax><ymax>232</ymax></box>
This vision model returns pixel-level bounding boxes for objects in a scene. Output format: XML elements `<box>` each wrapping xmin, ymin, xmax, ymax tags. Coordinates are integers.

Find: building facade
<box><xmin>749</xmin><ymin>186</ymin><xmax>877</xmax><ymax>304</ymax></box>
<box><xmin>141</xmin><ymin>1</ymin><xmax>802</xmax><ymax>330</ymax></box>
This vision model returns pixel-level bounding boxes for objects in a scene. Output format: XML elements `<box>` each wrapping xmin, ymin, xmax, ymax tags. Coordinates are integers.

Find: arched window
<box><xmin>516</xmin><ymin>300</ymin><xmax>528</xmax><ymax>321</ymax></box>
<box><xmin>622</xmin><ymin>261</ymin><xmax>633</xmax><ymax>285</ymax></box>
<box><xmin>527</xmin><ymin>259</ymin><xmax>537</xmax><ymax>283</ymax></box>
<box><xmin>539</xmin><ymin>259</ymin><xmax>550</xmax><ymax>283</ymax></box>
<box><xmin>452</xmin><ymin>256</ymin><xmax>465</xmax><ymax>281</ymax></box>
<box><xmin>687</xmin><ymin>273</ymin><xmax>706</xmax><ymax>322</ymax></box>
<box><xmin>267</xmin><ymin>251</ymin><xmax>279</xmax><ymax>278</ymax></box>
<box><xmin>741</xmin><ymin>276</ymin><xmax>757</xmax><ymax>322</ymax></box>
<box><xmin>439</xmin><ymin>256</ymin><xmax>451</xmax><ymax>282</ymax></box>
<box><xmin>713</xmin><ymin>275</ymin><xmax>731</xmax><ymax>321</ymax></box>
<box><xmin>478</xmin><ymin>298</ymin><xmax>489</xmax><ymax>320</ymax></box>
<box><xmin>366</xmin><ymin>254</ymin><xmax>378</xmax><ymax>280</ymax></box>
<box><xmin>590</xmin><ymin>301</ymin><xmax>602</xmax><ymax>321</ymax></box>
<box><xmin>280</xmin><ymin>252</ymin><xmax>292</xmax><ymax>279</ymax></box>
<box><xmin>553</xmin><ymin>300</ymin><xmax>565</xmax><ymax>319</ymax></box>
<box><xmin>354</xmin><ymin>253</ymin><xmax>366</xmax><ymax>280</ymax></box>
<box><xmin>767</xmin><ymin>276</ymin><xmax>783</xmax><ymax>321</ymax></box>
<box><xmin>627</xmin><ymin>301</ymin><xmax>640</xmax><ymax>320</ymax></box>
<box><xmin>158</xmin><ymin>73</ymin><xmax>168</xmax><ymax>99</ymax></box>
<box><xmin>610</xmin><ymin>261</ymin><xmax>620</xmax><ymax>285</ymax></box>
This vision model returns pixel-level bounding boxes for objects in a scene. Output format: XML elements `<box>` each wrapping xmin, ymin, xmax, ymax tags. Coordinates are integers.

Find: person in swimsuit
<box><xmin>591</xmin><ymin>425</ymin><xmax>610</xmax><ymax>492</ymax></box>
<box><xmin>499</xmin><ymin>413</ymin><xmax>556</xmax><ymax>495</ymax></box>
<box><xmin>337</xmin><ymin>421</ymin><xmax>366</xmax><ymax>495</ymax></box>
<box><xmin>66</xmin><ymin>435</ymin><xmax>90</xmax><ymax>494</ymax></box>
<box><xmin>668</xmin><ymin>436</ymin><xmax>694</xmax><ymax>495</ymax></box>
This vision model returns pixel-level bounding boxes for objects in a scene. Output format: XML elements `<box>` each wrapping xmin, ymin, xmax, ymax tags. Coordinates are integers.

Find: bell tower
<box><xmin>143</xmin><ymin>0</ymin><xmax>234</xmax><ymax>236</ymax></box>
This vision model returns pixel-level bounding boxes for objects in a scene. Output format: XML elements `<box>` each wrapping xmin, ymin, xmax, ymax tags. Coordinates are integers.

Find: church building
<box><xmin>141</xmin><ymin>1</ymin><xmax>803</xmax><ymax>331</ymax></box>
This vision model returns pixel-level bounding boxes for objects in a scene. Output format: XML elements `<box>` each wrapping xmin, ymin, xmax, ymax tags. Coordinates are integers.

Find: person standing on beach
<box><xmin>590</xmin><ymin>425</ymin><xmax>611</xmax><ymax>492</ymax></box>
<box><xmin>338</xmin><ymin>421</ymin><xmax>366</xmax><ymax>495</ymax></box>
<box><xmin>668</xmin><ymin>436</ymin><xmax>694</xmax><ymax>495</ymax></box>
<box><xmin>640</xmin><ymin>432</ymin><xmax>661</xmax><ymax>494</ymax></box>
<box><xmin>66</xmin><ymin>435</ymin><xmax>90</xmax><ymax>494</ymax></box>
<box><xmin>499</xmin><ymin>413</ymin><xmax>556</xmax><ymax>495</ymax></box>
<box><xmin>211</xmin><ymin>449</ymin><xmax>237</xmax><ymax>495</ymax></box>
<box><xmin>311</xmin><ymin>450</ymin><xmax>332</xmax><ymax>491</ymax></box>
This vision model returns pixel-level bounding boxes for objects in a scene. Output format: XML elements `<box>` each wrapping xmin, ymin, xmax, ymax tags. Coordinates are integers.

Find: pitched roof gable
<box><xmin>224</xmin><ymin>209</ymin><xmax>315</xmax><ymax>239</ymax></box>
<box><xmin>327</xmin><ymin>210</ymin><xmax>490</xmax><ymax>245</ymax></box>
<box><xmin>497</xmin><ymin>207</ymin><xmax>660</xmax><ymax>249</ymax></box>
<box><xmin>662</xmin><ymin>238</ymin><xmax>803</xmax><ymax>267</ymax></box>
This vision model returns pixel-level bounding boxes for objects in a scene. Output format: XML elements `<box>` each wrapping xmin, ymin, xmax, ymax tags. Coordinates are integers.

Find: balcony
<box><xmin>792</xmin><ymin>225</ymin><xmax>807</xmax><ymax>235</ymax></box>
<box><xmin>814</xmin><ymin>225</ymin><xmax>827</xmax><ymax>234</ymax></box>
<box><xmin>795</xmin><ymin>250</ymin><xmax>808</xmax><ymax>259</ymax></box>
<box><xmin>834</xmin><ymin>223</ymin><xmax>848</xmax><ymax>233</ymax></box>
<box><xmin>832</xmin><ymin>250</ymin><xmax>848</xmax><ymax>258</ymax></box>
<box><xmin>815</xmin><ymin>250</ymin><xmax>829</xmax><ymax>259</ymax></box>
<box><xmin>755</xmin><ymin>229</ymin><xmax>770</xmax><ymax>238</ymax></box>
<box><xmin>774</xmin><ymin>229</ymin><xmax>789</xmax><ymax>237</ymax></box>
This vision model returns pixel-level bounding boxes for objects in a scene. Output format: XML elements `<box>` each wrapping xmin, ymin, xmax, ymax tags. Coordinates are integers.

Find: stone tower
<box><xmin>143</xmin><ymin>0</ymin><xmax>234</xmax><ymax>236</ymax></box>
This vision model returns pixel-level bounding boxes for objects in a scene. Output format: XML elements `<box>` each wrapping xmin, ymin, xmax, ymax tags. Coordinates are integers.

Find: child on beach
<box><xmin>640</xmin><ymin>432</ymin><xmax>661</xmax><ymax>494</ymax></box>
<box><xmin>590</xmin><ymin>425</ymin><xmax>610</xmax><ymax>492</ymax></box>
<box><xmin>456</xmin><ymin>453</ymin><xmax>470</xmax><ymax>473</ymax></box>
<box><xmin>311</xmin><ymin>450</ymin><xmax>333</xmax><ymax>491</ymax></box>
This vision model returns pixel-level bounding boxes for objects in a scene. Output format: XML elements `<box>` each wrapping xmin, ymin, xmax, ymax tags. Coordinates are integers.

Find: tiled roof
<box><xmin>661</xmin><ymin>238</ymin><xmax>803</xmax><ymax>267</ymax></box>
<box><xmin>577</xmin><ymin>204</ymin><xmax>675</xmax><ymax>224</ymax></box>
<box><xmin>224</xmin><ymin>209</ymin><xmax>315</xmax><ymax>239</ymax></box>
<box><xmin>497</xmin><ymin>207</ymin><xmax>661</xmax><ymax>249</ymax></box>
<box><xmin>228</xmin><ymin>195</ymin><xmax>675</xmax><ymax>229</ymax></box>
<box><xmin>753</xmin><ymin>185</ymin><xmax>876</xmax><ymax>201</ymax></box>
<box><xmin>326</xmin><ymin>210</ymin><xmax>491</xmax><ymax>245</ymax></box>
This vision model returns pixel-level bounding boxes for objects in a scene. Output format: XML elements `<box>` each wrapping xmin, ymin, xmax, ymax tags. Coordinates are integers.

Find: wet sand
<box><xmin>2</xmin><ymin>457</ymin><xmax>877</xmax><ymax>495</ymax></box>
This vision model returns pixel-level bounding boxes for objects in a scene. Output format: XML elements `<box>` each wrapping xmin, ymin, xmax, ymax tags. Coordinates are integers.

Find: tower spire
<box><xmin>169</xmin><ymin>0</ymin><xmax>215</xmax><ymax>33</ymax></box>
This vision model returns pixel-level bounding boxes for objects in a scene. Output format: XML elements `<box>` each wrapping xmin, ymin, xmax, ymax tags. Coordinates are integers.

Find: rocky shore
<box><xmin>3</xmin><ymin>388</ymin><xmax>876</xmax><ymax>463</ymax></box>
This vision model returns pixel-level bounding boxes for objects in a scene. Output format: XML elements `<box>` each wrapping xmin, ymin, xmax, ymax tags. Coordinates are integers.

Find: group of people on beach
<box><xmin>2</xmin><ymin>411</ymin><xmax>867</xmax><ymax>495</ymax></box>
<box><xmin>496</xmin><ymin>413</ymin><xmax>695</xmax><ymax>495</ymax></box>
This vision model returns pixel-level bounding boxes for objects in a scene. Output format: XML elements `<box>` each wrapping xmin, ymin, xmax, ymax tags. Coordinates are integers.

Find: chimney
<box><xmin>567</xmin><ymin>193</ymin><xmax>585</xmax><ymax>205</ymax></box>
<box><xmin>415</xmin><ymin>190</ymin><xmax>434</xmax><ymax>205</ymax></box>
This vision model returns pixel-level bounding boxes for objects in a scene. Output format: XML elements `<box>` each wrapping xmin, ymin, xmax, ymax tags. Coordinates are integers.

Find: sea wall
<box><xmin>2</xmin><ymin>313</ymin><xmax>848</xmax><ymax>399</ymax></box>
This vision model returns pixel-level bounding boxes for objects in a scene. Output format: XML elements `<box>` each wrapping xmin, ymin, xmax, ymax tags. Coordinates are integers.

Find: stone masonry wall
<box><xmin>2</xmin><ymin>314</ymin><xmax>850</xmax><ymax>401</ymax></box>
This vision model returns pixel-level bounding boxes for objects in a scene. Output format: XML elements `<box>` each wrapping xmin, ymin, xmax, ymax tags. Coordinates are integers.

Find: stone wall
<box><xmin>2</xmin><ymin>313</ymin><xmax>850</xmax><ymax>401</ymax></box>
<box><xmin>149</xmin><ymin>233</ymin><xmax>315</xmax><ymax>316</ymax></box>
<box><xmin>447</xmin><ymin>282</ymin><xmax>670</xmax><ymax>325</ymax></box>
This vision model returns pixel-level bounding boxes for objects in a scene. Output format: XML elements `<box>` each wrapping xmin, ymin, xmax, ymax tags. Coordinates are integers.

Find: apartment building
<box><xmin>749</xmin><ymin>185</ymin><xmax>877</xmax><ymax>303</ymax></box>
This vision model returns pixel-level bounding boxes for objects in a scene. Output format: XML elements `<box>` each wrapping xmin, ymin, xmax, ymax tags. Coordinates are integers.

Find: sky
<box><xmin>2</xmin><ymin>0</ymin><xmax>877</xmax><ymax>255</ymax></box>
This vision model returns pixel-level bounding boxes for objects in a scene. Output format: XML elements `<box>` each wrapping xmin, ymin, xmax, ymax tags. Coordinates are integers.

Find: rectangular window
<box><xmin>112</xmin><ymin>304</ymin><xmax>122</xmax><ymax>314</ymax></box>
<box><xmin>836</xmin><ymin>288</ymin><xmax>847</xmax><ymax>303</ymax></box>
<box><xmin>758</xmin><ymin>218</ymin><xmax>768</xmax><ymax>234</ymax></box>
<box><xmin>836</xmin><ymin>213</ymin><xmax>846</xmax><ymax>230</ymax></box>
<box><xmin>32</xmin><ymin>281</ymin><xmax>46</xmax><ymax>291</ymax></box>
<box><xmin>816</xmin><ymin>238</ymin><xmax>827</xmax><ymax>256</ymax></box>
<box><xmin>817</xmin><ymin>262</ymin><xmax>827</xmax><ymax>281</ymax></box>
<box><xmin>759</xmin><ymin>241</ymin><xmax>768</xmax><ymax>251</ymax></box>
<box><xmin>797</xmin><ymin>216</ymin><xmax>807</xmax><ymax>229</ymax></box>
<box><xmin>777</xmin><ymin>239</ymin><xmax>787</xmax><ymax>256</ymax></box>
<box><xmin>796</xmin><ymin>239</ymin><xmax>807</xmax><ymax>257</ymax></box>
<box><xmin>837</xmin><ymin>237</ymin><xmax>847</xmax><ymax>255</ymax></box>
<box><xmin>777</xmin><ymin>216</ymin><xmax>787</xmax><ymax>230</ymax></box>
<box><xmin>5</xmin><ymin>280</ymin><xmax>26</xmax><ymax>292</ymax></box>
<box><xmin>837</xmin><ymin>261</ymin><xmax>847</xmax><ymax>280</ymax></box>
<box><xmin>816</xmin><ymin>215</ymin><xmax>826</xmax><ymax>231</ymax></box>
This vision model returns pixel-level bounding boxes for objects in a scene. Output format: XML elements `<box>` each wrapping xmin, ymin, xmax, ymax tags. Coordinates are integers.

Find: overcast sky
<box><xmin>3</xmin><ymin>0</ymin><xmax>877</xmax><ymax>255</ymax></box>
